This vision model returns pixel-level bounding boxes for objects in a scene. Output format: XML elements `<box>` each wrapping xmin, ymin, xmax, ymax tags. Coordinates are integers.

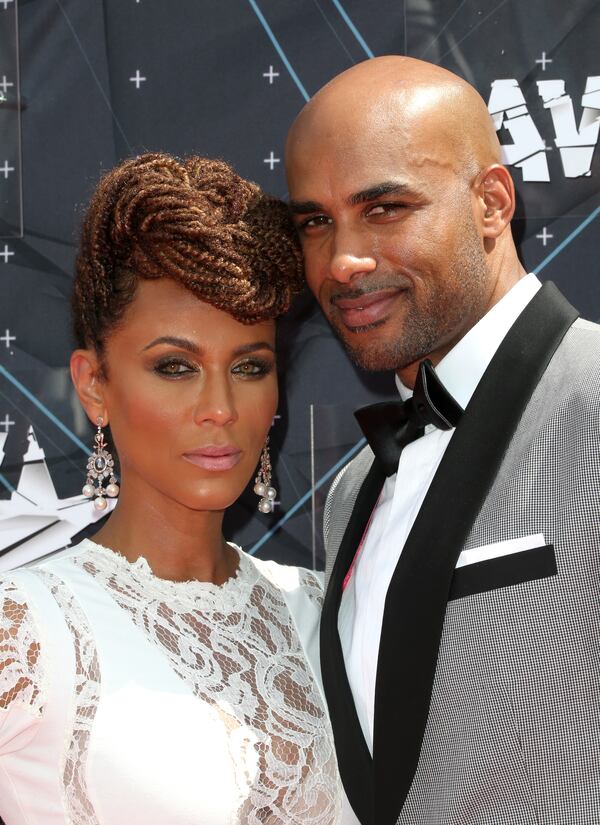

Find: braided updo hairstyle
<box><xmin>73</xmin><ymin>152</ymin><xmax>303</xmax><ymax>352</ymax></box>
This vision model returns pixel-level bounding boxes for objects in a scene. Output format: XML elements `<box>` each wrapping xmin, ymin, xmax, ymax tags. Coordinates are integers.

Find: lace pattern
<box><xmin>0</xmin><ymin>581</ymin><xmax>43</xmax><ymax>715</ymax></box>
<box><xmin>33</xmin><ymin>569</ymin><xmax>101</xmax><ymax>825</ymax></box>
<box><xmin>76</xmin><ymin>541</ymin><xmax>340</xmax><ymax>825</ymax></box>
<box><xmin>297</xmin><ymin>567</ymin><xmax>325</xmax><ymax>609</ymax></box>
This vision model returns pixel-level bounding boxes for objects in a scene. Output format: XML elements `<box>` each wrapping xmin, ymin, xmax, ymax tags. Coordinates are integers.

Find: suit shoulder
<box><xmin>323</xmin><ymin>444</ymin><xmax>374</xmax><ymax>549</ymax></box>
<box><xmin>326</xmin><ymin>444</ymin><xmax>374</xmax><ymax>507</ymax></box>
<box><xmin>555</xmin><ymin>319</ymin><xmax>600</xmax><ymax>398</ymax></box>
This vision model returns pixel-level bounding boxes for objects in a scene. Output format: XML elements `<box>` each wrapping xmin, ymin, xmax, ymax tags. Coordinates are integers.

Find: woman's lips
<box><xmin>183</xmin><ymin>446</ymin><xmax>242</xmax><ymax>472</ymax></box>
<box><xmin>333</xmin><ymin>289</ymin><xmax>403</xmax><ymax>329</ymax></box>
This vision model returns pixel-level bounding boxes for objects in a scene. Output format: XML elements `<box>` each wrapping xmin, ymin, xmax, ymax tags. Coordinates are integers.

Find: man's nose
<box><xmin>329</xmin><ymin>230</ymin><xmax>377</xmax><ymax>283</ymax></box>
<box><xmin>192</xmin><ymin>375</ymin><xmax>237</xmax><ymax>427</ymax></box>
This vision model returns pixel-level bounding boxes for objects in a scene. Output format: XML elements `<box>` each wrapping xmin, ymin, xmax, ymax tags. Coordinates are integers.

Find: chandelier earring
<box><xmin>82</xmin><ymin>416</ymin><xmax>120</xmax><ymax>511</ymax></box>
<box><xmin>253</xmin><ymin>436</ymin><xmax>277</xmax><ymax>514</ymax></box>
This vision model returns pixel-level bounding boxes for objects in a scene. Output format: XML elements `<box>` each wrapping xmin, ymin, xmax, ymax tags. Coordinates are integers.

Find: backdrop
<box><xmin>0</xmin><ymin>0</ymin><xmax>599</xmax><ymax>573</ymax></box>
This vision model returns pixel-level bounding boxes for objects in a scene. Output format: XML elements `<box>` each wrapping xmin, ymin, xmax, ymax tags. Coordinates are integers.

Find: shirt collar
<box><xmin>396</xmin><ymin>273</ymin><xmax>543</xmax><ymax>406</ymax></box>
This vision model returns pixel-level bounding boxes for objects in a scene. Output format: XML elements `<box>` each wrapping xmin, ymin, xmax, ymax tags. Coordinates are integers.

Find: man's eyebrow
<box><xmin>348</xmin><ymin>181</ymin><xmax>413</xmax><ymax>206</ymax></box>
<box><xmin>289</xmin><ymin>182</ymin><xmax>415</xmax><ymax>214</ymax></box>
<box><xmin>142</xmin><ymin>336</ymin><xmax>199</xmax><ymax>353</ymax></box>
<box><xmin>288</xmin><ymin>200</ymin><xmax>323</xmax><ymax>215</ymax></box>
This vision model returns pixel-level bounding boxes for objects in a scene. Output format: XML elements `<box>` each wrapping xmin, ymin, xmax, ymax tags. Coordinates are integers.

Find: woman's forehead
<box><xmin>105</xmin><ymin>279</ymin><xmax>276</xmax><ymax>352</ymax></box>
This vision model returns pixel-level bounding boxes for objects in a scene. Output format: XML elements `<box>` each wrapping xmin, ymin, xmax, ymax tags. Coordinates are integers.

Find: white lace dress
<box><xmin>0</xmin><ymin>539</ymin><xmax>345</xmax><ymax>825</ymax></box>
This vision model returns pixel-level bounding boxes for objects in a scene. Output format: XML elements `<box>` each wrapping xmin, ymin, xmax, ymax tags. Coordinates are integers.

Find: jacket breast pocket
<box><xmin>448</xmin><ymin>542</ymin><xmax>557</xmax><ymax>601</ymax></box>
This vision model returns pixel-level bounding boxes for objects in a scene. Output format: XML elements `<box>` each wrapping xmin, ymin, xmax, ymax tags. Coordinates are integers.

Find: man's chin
<box><xmin>342</xmin><ymin>337</ymin><xmax>405</xmax><ymax>372</ymax></box>
<box><xmin>328</xmin><ymin>319</ymin><xmax>397</xmax><ymax>372</ymax></box>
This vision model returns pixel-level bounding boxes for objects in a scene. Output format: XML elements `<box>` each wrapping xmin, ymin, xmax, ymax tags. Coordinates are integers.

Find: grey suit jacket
<box><xmin>321</xmin><ymin>284</ymin><xmax>600</xmax><ymax>825</ymax></box>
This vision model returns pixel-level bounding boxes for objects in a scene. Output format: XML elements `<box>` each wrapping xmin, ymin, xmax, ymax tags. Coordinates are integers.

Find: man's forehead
<box><xmin>286</xmin><ymin>135</ymin><xmax>451</xmax><ymax>205</ymax></box>
<box><xmin>288</xmin><ymin>108</ymin><xmax>456</xmax><ymax>186</ymax></box>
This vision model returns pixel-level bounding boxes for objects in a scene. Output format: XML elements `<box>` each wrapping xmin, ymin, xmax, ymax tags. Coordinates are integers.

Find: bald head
<box><xmin>287</xmin><ymin>56</ymin><xmax>501</xmax><ymax>182</ymax></box>
<box><xmin>284</xmin><ymin>56</ymin><xmax>525</xmax><ymax>383</ymax></box>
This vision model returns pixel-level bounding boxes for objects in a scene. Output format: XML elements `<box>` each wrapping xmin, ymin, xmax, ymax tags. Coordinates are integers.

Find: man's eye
<box><xmin>367</xmin><ymin>203</ymin><xmax>405</xmax><ymax>217</ymax></box>
<box><xmin>154</xmin><ymin>358</ymin><xmax>197</xmax><ymax>377</ymax></box>
<box><xmin>299</xmin><ymin>214</ymin><xmax>331</xmax><ymax>230</ymax></box>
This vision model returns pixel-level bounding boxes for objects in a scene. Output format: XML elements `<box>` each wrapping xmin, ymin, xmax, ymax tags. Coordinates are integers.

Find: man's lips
<box><xmin>332</xmin><ymin>288</ymin><xmax>404</xmax><ymax>329</ymax></box>
<box><xmin>183</xmin><ymin>445</ymin><xmax>242</xmax><ymax>472</ymax></box>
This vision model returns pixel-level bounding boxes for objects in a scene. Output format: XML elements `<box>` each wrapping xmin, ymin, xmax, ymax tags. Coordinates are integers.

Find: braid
<box><xmin>73</xmin><ymin>152</ymin><xmax>303</xmax><ymax>349</ymax></box>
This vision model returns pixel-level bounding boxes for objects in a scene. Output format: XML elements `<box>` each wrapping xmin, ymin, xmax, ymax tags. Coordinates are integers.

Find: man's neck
<box><xmin>396</xmin><ymin>273</ymin><xmax>542</xmax><ymax>406</ymax></box>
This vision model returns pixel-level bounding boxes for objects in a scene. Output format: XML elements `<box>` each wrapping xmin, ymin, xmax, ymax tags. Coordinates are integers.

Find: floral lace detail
<box><xmin>0</xmin><ymin>581</ymin><xmax>43</xmax><ymax>714</ymax></box>
<box><xmin>33</xmin><ymin>569</ymin><xmax>101</xmax><ymax>825</ymax></box>
<box><xmin>75</xmin><ymin>540</ymin><xmax>340</xmax><ymax>825</ymax></box>
<box><xmin>297</xmin><ymin>568</ymin><xmax>325</xmax><ymax>609</ymax></box>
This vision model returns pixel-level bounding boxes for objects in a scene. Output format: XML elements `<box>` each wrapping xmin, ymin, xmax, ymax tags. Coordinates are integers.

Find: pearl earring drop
<box><xmin>82</xmin><ymin>417</ymin><xmax>120</xmax><ymax>510</ymax></box>
<box><xmin>254</xmin><ymin>436</ymin><xmax>277</xmax><ymax>514</ymax></box>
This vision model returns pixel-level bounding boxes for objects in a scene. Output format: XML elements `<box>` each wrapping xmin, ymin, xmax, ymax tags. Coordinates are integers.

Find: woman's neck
<box><xmin>91</xmin><ymin>480</ymin><xmax>237</xmax><ymax>585</ymax></box>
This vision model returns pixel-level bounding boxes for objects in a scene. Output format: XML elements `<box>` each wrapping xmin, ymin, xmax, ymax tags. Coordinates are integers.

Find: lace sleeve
<box><xmin>298</xmin><ymin>568</ymin><xmax>325</xmax><ymax>608</ymax></box>
<box><xmin>0</xmin><ymin>580</ymin><xmax>44</xmax><ymax>720</ymax></box>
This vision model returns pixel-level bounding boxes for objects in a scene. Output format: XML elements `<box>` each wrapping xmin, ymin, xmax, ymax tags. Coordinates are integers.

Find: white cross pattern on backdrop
<box><xmin>263</xmin><ymin>65</ymin><xmax>279</xmax><ymax>84</ymax></box>
<box><xmin>263</xmin><ymin>151</ymin><xmax>280</xmax><ymax>170</ymax></box>
<box><xmin>536</xmin><ymin>226</ymin><xmax>554</xmax><ymax>246</ymax></box>
<box><xmin>0</xmin><ymin>245</ymin><xmax>14</xmax><ymax>263</ymax></box>
<box><xmin>0</xmin><ymin>0</ymin><xmax>15</xmax><ymax>10</ymax></box>
<box><xmin>0</xmin><ymin>330</ymin><xmax>16</xmax><ymax>347</ymax></box>
<box><xmin>0</xmin><ymin>161</ymin><xmax>14</xmax><ymax>179</ymax></box>
<box><xmin>535</xmin><ymin>51</ymin><xmax>553</xmax><ymax>71</ymax></box>
<box><xmin>129</xmin><ymin>70</ymin><xmax>146</xmax><ymax>89</ymax></box>
<box><xmin>0</xmin><ymin>76</ymin><xmax>13</xmax><ymax>94</ymax></box>
<box><xmin>0</xmin><ymin>414</ymin><xmax>15</xmax><ymax>432</ymax></box>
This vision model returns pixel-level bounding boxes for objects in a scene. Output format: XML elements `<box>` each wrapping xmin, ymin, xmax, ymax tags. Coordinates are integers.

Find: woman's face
<box><xmin>77</xmin><ymin>278</ymin><xmax>278</xmax><ymax>513</ymax></box>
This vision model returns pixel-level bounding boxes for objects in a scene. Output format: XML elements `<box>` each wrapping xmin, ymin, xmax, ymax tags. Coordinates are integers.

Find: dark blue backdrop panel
<box><xmin>0</xmin><ymin>0</ymin><xmax>598</xmax><ymax>573</ymax></box>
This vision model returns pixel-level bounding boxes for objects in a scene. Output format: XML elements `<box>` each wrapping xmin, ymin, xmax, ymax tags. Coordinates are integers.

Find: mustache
<box><xmin>329</xmin><ymin>278</ymin><xmax>411</xmax><ymax>305</ymax></box>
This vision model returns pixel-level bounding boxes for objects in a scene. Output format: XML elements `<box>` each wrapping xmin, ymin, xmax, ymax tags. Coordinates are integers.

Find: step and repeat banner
<box><xmin>0</xmin><ymin>0</ymin><xmax>598</xmax><ymax>571</ymax></box>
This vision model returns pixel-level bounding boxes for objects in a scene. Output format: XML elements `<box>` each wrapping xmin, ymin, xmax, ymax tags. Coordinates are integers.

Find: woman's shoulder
<box><xmin>1</xmin><ymin>540</ymin><xmax>91</xmax><ymax>581</ymax></box>
<box><xmin>0</xmin><ymin>540</ymin><xmax>101</xmax><ymax>639</ymax></box>
<box><xmin>241</xmin><ymin>549</ymin><xmax>324</xmax><ymax>608</ymax></box>
<box><xmin>0</xmin><ymin>569</ymin><xmax>48</xmax><ymax>749</ymax></box>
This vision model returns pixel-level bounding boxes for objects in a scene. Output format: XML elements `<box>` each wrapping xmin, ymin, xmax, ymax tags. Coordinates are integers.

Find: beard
<box><xmin>327</xmin><ymin>224</ymin><xmax>490</xmax><ymax>372</ymax></box>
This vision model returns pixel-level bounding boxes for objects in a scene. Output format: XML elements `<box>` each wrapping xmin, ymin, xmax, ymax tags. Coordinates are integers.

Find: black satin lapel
<box><xmin>321</xmin><ymin>456</ymin><xmax>384</xmax><ymax>825</ymax></box>
<box><xmin>372</xmin><ymin>282</ymin><xmax>579</xmax><ymax>825</ymax></box>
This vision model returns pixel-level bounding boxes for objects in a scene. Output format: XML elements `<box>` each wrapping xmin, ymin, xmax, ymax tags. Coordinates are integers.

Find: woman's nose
<box><xmin>192</xmin><ymin>377</ymin><xmax>237</xmax><ymax>426</ymax></box>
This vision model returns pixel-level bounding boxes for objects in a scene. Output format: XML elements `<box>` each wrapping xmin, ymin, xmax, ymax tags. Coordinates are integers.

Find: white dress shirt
<box><xmin>338</xmin><ymin>273</ymin><xmax>543</xmax><ymax>753</ymax></box>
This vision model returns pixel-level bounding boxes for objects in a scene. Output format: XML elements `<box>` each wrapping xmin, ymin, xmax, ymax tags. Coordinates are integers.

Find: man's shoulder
<box><xmin>570</xmin><ymin>316</ymin><xmax>600</xmax><ymax>347</ymax></box>
<box><xmin>548</xmin><ymin>316</ymin><xmax>600</xmax><ymax>399</ymax></box>
<box><xmin>327</xmin><ymin>443</ymin><xmax>375</xmax><ymax>504</ymax></box>
<box><xmin>323</xmin><ymin>444</ymin><xmax>375</xmax><ymax>554</ymax></box>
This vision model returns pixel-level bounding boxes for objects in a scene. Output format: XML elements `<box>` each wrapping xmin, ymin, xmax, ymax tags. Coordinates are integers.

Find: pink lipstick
<box><xmin>183</xmin><ymin>445</ymin><xmax>242</xmax><ymax>472</ymax></box>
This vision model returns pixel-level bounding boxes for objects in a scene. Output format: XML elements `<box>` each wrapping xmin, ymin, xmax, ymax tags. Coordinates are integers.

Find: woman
<box><xmin>0</xmin><ymin>154</ymin><xmax>345</xmax><ymax>825</ymax></box>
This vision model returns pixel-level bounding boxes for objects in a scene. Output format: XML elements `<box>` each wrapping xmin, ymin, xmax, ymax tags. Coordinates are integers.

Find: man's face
<box><xmin>286</xmin><ymin>103</ymin><xmax>493</xmax><ymax>374</ymax></box>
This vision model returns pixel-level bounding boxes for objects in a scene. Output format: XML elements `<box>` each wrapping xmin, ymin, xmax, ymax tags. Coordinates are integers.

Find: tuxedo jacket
<box><xmin>321</xmin><ymin>284</ymin><xmax>600</xmax><ymax>825</ymax></box>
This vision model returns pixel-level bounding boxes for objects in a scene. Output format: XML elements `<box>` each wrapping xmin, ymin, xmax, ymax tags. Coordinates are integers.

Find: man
<box><xmin>285</xmin><ymin>56</ymin><xmax>599</xmax><ymax>825</ymax></box>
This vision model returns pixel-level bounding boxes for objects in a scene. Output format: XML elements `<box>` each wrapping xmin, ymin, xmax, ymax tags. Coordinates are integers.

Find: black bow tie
<box><xmin>354</xmin><ymin>360</ymin><xmax>464</xmax><ymax>477</ymax></box>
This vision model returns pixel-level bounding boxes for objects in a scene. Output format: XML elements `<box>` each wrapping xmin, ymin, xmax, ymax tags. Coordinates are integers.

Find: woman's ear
<box><xmin>70</xmin><ymin>349</ymin><xmax>109</xmax><ymax>426</ymax></box>
<box><xmin>475</xmin><ymin>164</ymin><xmax>515</xmax><ymax>239</ymax></box>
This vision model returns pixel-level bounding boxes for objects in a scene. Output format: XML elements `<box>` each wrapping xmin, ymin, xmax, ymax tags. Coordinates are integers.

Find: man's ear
<box><xmin>70</xmin><ymin>349</ymin><xmax>109</xmax><ymax>426</ymax></box>
<box><xmin>475</xmin><ymin>164</ymin><xmax>515</xmax><ymax>239</ymax></box>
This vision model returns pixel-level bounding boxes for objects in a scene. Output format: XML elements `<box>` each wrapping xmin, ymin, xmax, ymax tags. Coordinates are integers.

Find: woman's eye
<box><xmin>232</xmin><ymin>359</ymin><xmax>272</xmax><ymax>377</ymax></box>
<box><xmin>154</xmin><ymin>358</ymin><xmax>197</xmax><ymax>377</ymax></box>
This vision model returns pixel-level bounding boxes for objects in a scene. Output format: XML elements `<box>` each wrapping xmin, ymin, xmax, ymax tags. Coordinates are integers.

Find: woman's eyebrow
<box><xmin>231</xmin><ymin>341</ymin><xmax>275</xmax><ymax>357</ymax></box>
<box><xmin>142</xmin><ymin>336</ymin><xmax>200</xmax><ymax>353</ymax></box>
